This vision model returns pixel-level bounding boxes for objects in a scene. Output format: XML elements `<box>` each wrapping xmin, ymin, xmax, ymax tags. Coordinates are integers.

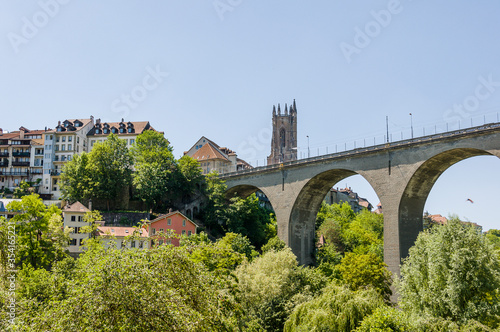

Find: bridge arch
<box><xmin>398</xmin><ymin>147</ymin><xmax>499</xmax><ymax>260</ymax></box>
<box><xmin>225</xmin><ymin>184</ymin><xmax>273</xmax><ymax>202</ymax></box>
<box><xmin>289</xmin><ymin>168</ymin><xmax>382</xmax><ymax>265</ymax></box>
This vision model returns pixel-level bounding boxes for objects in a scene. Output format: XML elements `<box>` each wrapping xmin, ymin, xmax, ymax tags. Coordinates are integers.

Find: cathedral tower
<box><xmin>267</xmin><ymin>100</ymin><xmax>297</xmax><ymax>165</ymax></box>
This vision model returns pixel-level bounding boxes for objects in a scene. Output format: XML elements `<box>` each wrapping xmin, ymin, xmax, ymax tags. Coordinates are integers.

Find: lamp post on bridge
<box><xmin>409</xmin><ymin>113</ymin><xmax>414</xmax><ymax>139</ymax></box>
<box><xmin>307</xmin><ymin>135</ymin><xmax>310</xmax><ymax>158</ymax></box>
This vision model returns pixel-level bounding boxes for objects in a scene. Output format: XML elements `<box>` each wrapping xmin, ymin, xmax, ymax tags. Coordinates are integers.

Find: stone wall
<box><xmin>101</xmin><ymin>212</ymin><xmax>150</xmax><ymax>226</ymax></box>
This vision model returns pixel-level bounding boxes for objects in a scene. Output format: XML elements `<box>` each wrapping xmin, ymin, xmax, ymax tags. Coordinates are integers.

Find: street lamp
<box><xmin>306</xmin><ymin>135</ymin><xmax>310</xmax><ymax>158</ymax></box>
<box><xmin>409</xmin><ymin>113</ymin><xmax>414</xmax><ymax>139</ymax></box>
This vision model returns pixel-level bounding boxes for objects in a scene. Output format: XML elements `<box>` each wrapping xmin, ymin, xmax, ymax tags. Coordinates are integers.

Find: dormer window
<box><xmin>120</xmin><ymin>128</ymin><xmax>125</xmax><ymax>133</ymax></box>
<box><xmin>95</xmin><ymin>129</ymin><xmax>100</xmax><ymax>134</ymax></box>
<box><xmin>103</xmin><ymin>129</ymin><xmax>109</xmax><ymax>134</ymax></box>
<box><xmin>111</xmin><ymin>128</ymin><xmax>117</xmax><ymax>134</ymax></box>
<box><xmin>128</xmin><ymin>128</ymin><xmax>134</xmax><ymax>133</ymax></box>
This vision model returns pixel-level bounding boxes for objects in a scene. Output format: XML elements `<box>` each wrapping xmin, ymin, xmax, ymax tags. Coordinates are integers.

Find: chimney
<box><xmin>19</xmin><ymin>128</ymin><xmax>25</xmax><ymax>139</ymax></box>
<box><xmin>90</xmin><ymin>115</ymin><xmax>94</xmax><ymax>125</ymax></box>
<box><xmin>0</xmin><ymin>128</ymin><xmax>3</xmax><ymax>136</ymax></box>
<box><xmin>168</xmin><ymin>208</ymin><xmax>173</xmax><ymax>213</ymax></box>
<box><xmin>88</xmin><ymin>199</ymin><xmax>92</xmax><ymax>211</ymax></box>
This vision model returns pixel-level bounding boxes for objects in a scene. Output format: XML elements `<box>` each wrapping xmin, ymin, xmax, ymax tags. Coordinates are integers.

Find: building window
<box><xmin>159</xmin><ymin>228</ymin><xmax>164</xmax><ymax>233</ymax></box>
<box><xmin>139</xmin><ymin>241</ymin><xmax>143</xmax><ymax>248</ymax></box>
<box><xmin>131</xmin><ymin>241</ymin><xmax>136</xmax><ymax>248</ymax></box>
<box><xmin>70</xmin><ymin>238</ymin><xmax>77</xmax><ymax>246</ymax></box>
<box><xmin>78</xmin><ymin>216</ymin><xmax>83</xmax><ymax>222</ymax></box>
<box><xmin>62</xmin><ymin>136</ymin><xmax>66</xmax><ymax>142</ymax></box>
<box><xmin>188</xmin><ymin>231</ymin><xmax>192</xmax><ymax>236</ymax></box>
<box><xmin>68</xmin><ymin>144</ymin><xmax>72</xmax><ymax>151</ymax></box>
<box><xmin>79</xmin><ymin>238</ymin><xmax>84</xmax><ymax>245</ymax></box>
<box><xmin>71</xmin><ymin>216</ymin><xmax>76</xmax><ymax>221</ymax></box>
<box><xmin>74</xmin><ymin>227</ymin><xmax>80</xmax><ymax>233</ymax></box>
<box><xmin>152</xmin><ymin>228</ymin><xmax>156</xmax><ymax>235</ymax></box>
<box><xmin>182</xmin><ymin>230</ymin><xmax>186</xmax><ymax>235</ymax></box>
<box><xmin>182</xmin><ymin>219</ymin><xmax>186</xmax><ymax>227</ymax></box>
<box><xmin>130</xmin><ymin>139</ymin><xmax>135</xmax><ymax>145</ymax></box>
<box><xmin>159</xmin><ymin>239</ymin><xmax>164</xmax><ymax>245</ymax></box>
<box><xmin>167</xmin><ymin>218</ymin><xmax>171</xmax><ymax>225</ymax></box>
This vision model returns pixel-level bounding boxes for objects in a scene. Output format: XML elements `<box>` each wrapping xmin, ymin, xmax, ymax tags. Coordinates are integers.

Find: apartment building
<box><xmin>41</xmin><ymin>118</ymin><xmax>95</xmax><ymax>198</ymax></box>
<box><xmin>87</xmin><ymin>119</ymin><xmax>155</xmax><ymax>150</ymax></box>
<box><xmin>6</xmin><ymin>117</ymin><xmax>157</xmax><ymax>198</ymax></box>
<box><xmin>0</xmin><ymin>127</ymin><xmax>48</xmax><ymax>191</ymax></box>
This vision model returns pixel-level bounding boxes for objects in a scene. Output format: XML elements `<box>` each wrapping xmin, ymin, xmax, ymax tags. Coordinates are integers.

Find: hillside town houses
<box><xmin>0</xmin><ymin>117</ymin><xmax>160</xmax><ymax>199</ymax></box>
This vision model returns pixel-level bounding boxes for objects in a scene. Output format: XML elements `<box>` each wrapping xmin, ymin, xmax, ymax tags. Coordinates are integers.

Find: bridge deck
<box><xmin>221</xmin><ymin>122</ymin><xmax>500</xmax><ymax>178</ymax></box>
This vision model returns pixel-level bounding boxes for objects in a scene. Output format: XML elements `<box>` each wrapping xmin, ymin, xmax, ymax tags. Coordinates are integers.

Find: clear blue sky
<box><xmin>1</xmin><ymin>1</ymin><xmax>499</xmax><ymax>230</ymax></box>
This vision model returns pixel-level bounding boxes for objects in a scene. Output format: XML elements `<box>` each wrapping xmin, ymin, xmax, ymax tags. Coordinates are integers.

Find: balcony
<box><xmin>12</xmin><ymin>152</ymin><xmax>30</xmax><ymax>157</ymax></box>
<box><xmin>0</xmin><ymin>171</ymin><xmax>29</xmax><ymax>177</ymax></box>
<box><xmin>0</xmin><ymin>162</ymin><xmax>8</xmax><ymax>167</ymax></box>
<box><xmin>0</xmin><ymin>152</ymin><xmax>8</xmax><ymax>157</ymax></box>
<box><xmin>12</xmin><ymin>161</ymin><xmax>30</xmax><ymax>167</ymax></box>
<box><xmin>50</xmin><ymin>170</ymin><xmax>61</xmax><ymax>176</ymax></box>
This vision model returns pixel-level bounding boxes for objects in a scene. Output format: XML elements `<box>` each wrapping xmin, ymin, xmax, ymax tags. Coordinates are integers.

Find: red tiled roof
<box><xmin>63</xmin><ymin>201</ymin><xmax>91</xmax><ymax>213</ymax></box>
<box><xmin>429</xmin><ymin>214</ymin><xmax>448</xmax><ymax>225</ymax></box>
<box><xmin>150</xmin><ymin>210</ymin><xmax>198</xmax><ymax>228</ymax></box>
<box><xmin>191</xmin><ymin>142</ymin><xmax>229</xmax><ymax>162</ymax></box>
<box><xmin>97</xmin><ymin>226</ymin><xmax>149</xmax><ymax>238</ymax></box>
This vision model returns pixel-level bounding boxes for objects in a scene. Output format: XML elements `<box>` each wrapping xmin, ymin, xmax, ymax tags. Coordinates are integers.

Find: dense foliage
<box><xmin>398</xmin><ymin>216</ymin><xmax>500</xmax><ymax>327</ymax></box>
<box><xmin>4</xmin><ymin>153</ymin><xmax>500</xmax><ymax>331</ymax></box>
<box><xmin>61</xmin><ymin>132</ymin><xmax>204</xmax><ymax>212</ymax></box>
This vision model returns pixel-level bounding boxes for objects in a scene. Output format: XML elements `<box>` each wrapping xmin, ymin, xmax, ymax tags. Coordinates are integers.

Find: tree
<box><xmin>337</xmin><ymin>252</ymin><xmax>392</xmax><ymax>302</ymax></box>
<box><xmin>355</xmin><ymin>306</ymin><xmax>412</xmax><ymax>332</ymax></box>
<box><xmin>177</xmin><ymin>155</ymin><xmax>204</xmax><ymax>195</ymax></box>
<box><xmin>60</xmin><ymin>152</ymin><xmax>92</xmax><ymax>202</ymax></box>
<box><xmin>261</xmin><ymin>236</ymin><xmax>286</xmax><ymax>254</ymax></box>
<box><xmin>13</xmin><ymin>181</ymin><xmax>33</xmax><ymax>198</ymax></box>
<box><xmin>234</xmin><ymin>248</ymin><xmax>326</xmax><ymax>331</ymax></box>
<box><xmin>201</xmin><ymin>171</ymin><xmax>228</xmax><ymax>235</ymax></box>
<box><xmin>398</xmin><ymin>217</ymin><xmax>500</xmax><ymax>327</ymax></box>
<box><xmin>184</xmin><ymin>233</ymin><xmax>249</xmax><ymax>276</ymax></box>
<box><xmin>11</xmin><ymin>243</ymin><xmax>236</xmax><ymax>331</ymax></box>
<box><xmin>6</xmin><ymin>194</ymin><xmax>71</xmax><ymax>270</ymax></box>
<box><xmin>284</xmin><ymin>282</ymin><xmax>385</xmax><ymax>332</ymax></box>
<box><xmin>87</xmin><ymin>134</ymin><xmax>133</xmax><ymax>210</ymax></box>
<box><xmin>226</xmin><ymin>194</ymin><xmax>273</xmax><ymax>249</ymax></box>
<box><xmin>131</xmin><ymin>130</ymin><xmax>178</xmax><ymax>211</ymax></box>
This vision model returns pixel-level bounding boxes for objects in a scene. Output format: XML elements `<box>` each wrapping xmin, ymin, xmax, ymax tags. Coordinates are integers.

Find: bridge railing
<box><xmin>221</xmin><ymin>121</ymin><xmax>500</xmax><ymax>178</ymax></box>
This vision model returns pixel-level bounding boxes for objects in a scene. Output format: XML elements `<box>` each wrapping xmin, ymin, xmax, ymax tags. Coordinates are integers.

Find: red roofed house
<box><xmin>184</xmin><ymin>136</ymin><xmax>252</xmax><ymax>174</ymax></box>
<box><xmin>96</xmin><ymin>225</ymin><xmax>149</xmax><ymax>249</ymax></box>
<box><xmin>148</xmin><ymin>210</ymin><xmax>197</xmax><ymax>246</ymax></box>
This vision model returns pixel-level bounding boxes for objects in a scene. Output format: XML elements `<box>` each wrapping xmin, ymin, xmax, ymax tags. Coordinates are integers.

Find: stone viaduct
<box><xmin>221</xmin><ymin>123</ymin><xmax>500</xmax><ymax>277</ymax></box>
